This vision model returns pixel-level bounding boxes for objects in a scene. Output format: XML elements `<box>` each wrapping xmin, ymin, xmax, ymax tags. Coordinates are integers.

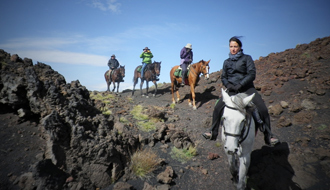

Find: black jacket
<box><xmin>221</xmin><ymin>54</ymin><xmax>256</xmax><ymax>91</ymax></box>
<box><xmin>108</xmin><ymin>59</ymin><xmax>119</xmax><ymax>69</ymax></box>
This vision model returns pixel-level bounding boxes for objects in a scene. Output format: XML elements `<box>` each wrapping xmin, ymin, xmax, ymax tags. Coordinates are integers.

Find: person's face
<box><xmin>229</xmin><ymin>41</ymin><xmax>241</xmax><ymax>55</ymax></box>
<box><xmin>111</xmin><ymin>56</ymin><xmax>115</xmax><ymax>59</ymax></box>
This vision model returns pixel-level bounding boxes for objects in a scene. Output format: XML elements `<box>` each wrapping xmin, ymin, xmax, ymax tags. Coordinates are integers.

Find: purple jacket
<box><xmin>180</xmin><ymin>47</ymin><xmax>193</xmax><ymax>64</ymax></box>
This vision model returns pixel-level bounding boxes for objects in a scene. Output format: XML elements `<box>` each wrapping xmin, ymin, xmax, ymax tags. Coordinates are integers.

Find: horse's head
<box><xmin>199</xmin><ymin>60</ymin><xmax>210</xmax><ymax>80</ymax></box>
<box><xmin>119</xmin><ymin>65</ymin><xmax>125</xmax><ymax>78</ymax></box>
<box><xmin>221</xmin><ymin>88</ymin><xmax>255</xmax><ymax>156</ymax></box>
<box><xmin>153</xmin><ymin>61</ymin><xmax>161</xmax><ymax>76</ymax></box>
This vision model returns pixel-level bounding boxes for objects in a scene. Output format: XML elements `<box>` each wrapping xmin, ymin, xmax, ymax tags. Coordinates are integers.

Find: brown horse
<box><xmin>104</xmin><ymin>65</ymin><xmax>125</xmax><ymax>93</ymax></box>
<box><xmin>170</xmin><ymin>59</ymin><xmax>210</xmax><ymax>110</ymax></box>
<box><xmin>132</xmin><ymin>61</ymin><xmax>161</xmax><ymax>97</ymax></box>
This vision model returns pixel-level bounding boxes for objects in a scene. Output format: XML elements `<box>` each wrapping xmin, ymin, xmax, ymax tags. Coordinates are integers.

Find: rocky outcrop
<box><xmin>0</xmin><ymin>51</ymin><xmax>140</xmax><ymax>189</ymax></box>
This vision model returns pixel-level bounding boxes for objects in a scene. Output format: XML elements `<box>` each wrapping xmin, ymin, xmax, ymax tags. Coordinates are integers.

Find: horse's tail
<box><xmin>132</xmin><ymin>69</ymin><xmax>136</xmax><ymax>83</ymax></box>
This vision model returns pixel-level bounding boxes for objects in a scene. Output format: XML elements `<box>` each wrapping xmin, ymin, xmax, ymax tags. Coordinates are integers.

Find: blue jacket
<box><xmin>180</xmin><ymin>47</ymin><xmax>193</xmax><ymax>64</ymax></box>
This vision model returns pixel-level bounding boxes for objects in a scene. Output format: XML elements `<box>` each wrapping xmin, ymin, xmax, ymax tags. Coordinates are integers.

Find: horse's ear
<box><xmin>243</xmin><ymin>93</ymin><xmax>255</xmax><ymax>107</ymax></box>
<box><xmin>206</xmin><ymin>59</ymin><xmax>211</xmax><ymax>64</ymax></box>
<box><xmin>221</xmin><ymin>88</ymin><xmax>230</xmax><ymax>104</ymax></box>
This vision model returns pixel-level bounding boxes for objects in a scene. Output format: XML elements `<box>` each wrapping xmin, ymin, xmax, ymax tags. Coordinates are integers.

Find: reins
<box><xmin>189</xmin><ymin>62</ymin><xmax>208</xmax><ymax>78</ymax></box>
<box><xmin>223</xmin><ymin>105</ymin><xmax>251</xmax><ymax>144</ymax></box>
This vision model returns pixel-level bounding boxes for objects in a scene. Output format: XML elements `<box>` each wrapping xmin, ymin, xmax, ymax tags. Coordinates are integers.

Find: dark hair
<box><xmin>229</xmin><ymin>36</ymin><xmax>243</xmax><ymax>47</ymax></box>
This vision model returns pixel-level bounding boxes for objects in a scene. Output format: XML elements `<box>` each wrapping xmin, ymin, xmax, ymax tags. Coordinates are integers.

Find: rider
<box><xmin>202</xmin><ymin>36</ymin><xmax>279</xmax><ymax>146</ymax></box>
<box><xmin>180</xmin><ymin>43</ymin><xmax>193</xmax><ymax>86</ymax></box>
<box><xmin>140</xmin><ymin>47</ymin><xmax>156</xmax><ymax>80</ymax></box>
<box><xmin>107</xmin><ymin>54</ymin><xmax>121</xmax><ymax>80</ymax></box>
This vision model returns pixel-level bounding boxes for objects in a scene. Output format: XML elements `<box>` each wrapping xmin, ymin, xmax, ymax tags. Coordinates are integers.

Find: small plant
<box><xmin>170</xmin><ymin>103</ymin><xmax>176</xmax><ymax>109</ymax></box>
<box><xmin>317</xmin><ymin>124</ymin><xmax>327</xmax><ymax>130</ymax></box>
<box><xmin>170</xmin><ymin>146</ymin><xmax>198</xmax><ymax>163</ymax></box>
<box><xmin>215</xmin><ymin>142</ymin><xmax>222</xmax><ymax>147</ymax></box>
<box><xmin>130</xmin><ymin>105</ymin><xmax>149</xmax><ymax>121</ymax></box>
<box><xmin>130</xmin><ymin>148</ymin><xmax>161</xmax><ymax>179</ymax></box>
<box><xmin>137</xmin><ymin>121</ymin><xmax>156</xmax><ymax>132</ymax></box>
<box><xmin>90</xmin><ymin>92</ymin><xmax>115</xmax><ymax>102</ymax></box>
<box><xmin>301</xmin><ymin>52</ymin><xmax>311</xmax><ymax>58</ymax></box>
<box><xmin>119</xmin><ymin>117</ymin><xmax>129</xmax><ymax>124</ymax></box>
<box><xmin>102</xmin><ymin>109</ymin><xmax>112</xmax><ymax>115</ymax></box>
<box><xmin>126</xmin><ymin>96</ymin><xmax>134</xmax><ymax>103</ymax></box>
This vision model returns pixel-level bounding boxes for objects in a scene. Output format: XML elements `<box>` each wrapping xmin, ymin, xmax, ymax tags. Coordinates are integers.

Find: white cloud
<box><xmin>92</xmin><ymin>0</ymin><xmax>121</xmax><ymax>13</ymax></box>
<box><xmin>14</xmin><ymin>50</ymin><xmax>108</xmax><ymax>66</ymax></box>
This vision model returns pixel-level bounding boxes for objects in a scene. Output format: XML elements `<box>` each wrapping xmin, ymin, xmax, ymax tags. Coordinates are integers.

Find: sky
<box><xmin>1</xmin><ymin>0</ymin><xmax>329</xmax><ymax>92</ymax></box>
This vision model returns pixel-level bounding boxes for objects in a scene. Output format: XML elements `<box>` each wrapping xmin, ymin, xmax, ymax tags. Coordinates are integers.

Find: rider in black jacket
<box><xmin>203</xmin><ymin>36</ymin><xmax>279</xmax><ymax>146</ymax></box>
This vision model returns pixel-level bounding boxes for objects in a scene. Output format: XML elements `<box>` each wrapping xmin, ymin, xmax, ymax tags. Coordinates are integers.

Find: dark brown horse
<box><xmin>104</xmin><ymin>65</ymin><xmax>125</xmax><ymax>93</ymax></box>
<box><xmin>132</xmin><ymin>61</ymin><xmax>161</xmax><ymax>97</ymax></box>
<box><xmin>170</xmin><ymin>60</ymin><xmax>210</xmax><ymax>110</ymax></box>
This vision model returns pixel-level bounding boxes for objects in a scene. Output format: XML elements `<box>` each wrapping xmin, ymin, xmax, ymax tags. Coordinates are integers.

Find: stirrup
<box><xmin>202</xmin><ymin>132</ymin><xmax>212</xmax><ymax>140</ymax></box>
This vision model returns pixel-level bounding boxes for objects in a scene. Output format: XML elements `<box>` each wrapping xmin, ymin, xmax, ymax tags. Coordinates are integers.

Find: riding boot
<box><xmin>263</xmin><ymin>123</ymin><xmax>279</xmax><ymax>146</ymax></box>
<box><xmin>181</xmin><ymin>71</ymin><xmax>186</xmax><ymax>86</ymax></box>
<box><xmin>252</xmin><ymin>108</ymin><xmax>265</xmax><ymax>132</ymax></box>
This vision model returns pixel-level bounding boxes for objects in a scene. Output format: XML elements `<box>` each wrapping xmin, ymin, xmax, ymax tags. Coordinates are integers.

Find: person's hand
<box><xmin>227</xmin><ymin>84</ymin><xmax>234</xmax><ymax>91</ymax></box>
<box><xmin>187</xmin><ymin>48</ymin><xmax>191</xmax><ymax>52</ymax></box>
<box><xmin>233</xmin><ymin>84</ymin><xmax>242</xmax><ymax>91</ymax></box>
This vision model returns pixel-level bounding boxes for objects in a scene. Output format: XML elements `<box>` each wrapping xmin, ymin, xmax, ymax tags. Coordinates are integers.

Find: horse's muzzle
<box><xmin>205</xmin><ymin>74</ymin><xmax>209</xmax><ymax>80</ymax></box>
<box><xmin>225</xmin><ymin>147</ymin><xmax>238</xmax><ymax>155</ymax></box>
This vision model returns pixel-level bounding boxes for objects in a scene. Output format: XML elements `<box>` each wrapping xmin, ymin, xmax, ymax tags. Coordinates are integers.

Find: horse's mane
<box><xmin>231</xmin><ymin>93</ymin><xmax>255</xmax><ymax>116</ymax></box>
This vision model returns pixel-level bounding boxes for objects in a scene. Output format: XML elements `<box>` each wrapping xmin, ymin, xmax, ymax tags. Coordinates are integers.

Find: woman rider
<box><xmin>140</xmin><ymin>47</ymin><xmax>153</xmax><ymax>80</ymax></box>
<box><xmin>203</xmin><ymin>36</ymin><xmax>279</xmax><ymax>146</ymax></box>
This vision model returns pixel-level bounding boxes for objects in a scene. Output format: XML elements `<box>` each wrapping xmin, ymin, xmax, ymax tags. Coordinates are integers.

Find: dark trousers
<box><xmin>209</xmin><ymin>87</ymin><xmax>272</xmax><ymax>140</ymax></box>
<box><xmin>181</xmin><ymin>63</ymin><xmax>189</xmax><ymax>83</ymax></box>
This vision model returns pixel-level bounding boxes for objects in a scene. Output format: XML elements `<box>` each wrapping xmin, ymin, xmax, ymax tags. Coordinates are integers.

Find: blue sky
<box><xmin>1</xmin><ymin>0</ymin><xmax>329</xmax><ymax>92</ymax></box>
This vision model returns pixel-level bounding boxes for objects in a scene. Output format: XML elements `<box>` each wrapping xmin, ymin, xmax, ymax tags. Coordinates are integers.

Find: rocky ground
<box><xmin>1</xmin><ymin>36</ymin><xmax>330</xmax><ymax>190</ymax></box>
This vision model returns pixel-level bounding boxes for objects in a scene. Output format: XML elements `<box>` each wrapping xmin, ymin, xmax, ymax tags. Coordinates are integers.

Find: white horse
<box><xmin>221</xmin><ymin>88</ymin><xmax>256</xmax><ymax>190</ymax></box>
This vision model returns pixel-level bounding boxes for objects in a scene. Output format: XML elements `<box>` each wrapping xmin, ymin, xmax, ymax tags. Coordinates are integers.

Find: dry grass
<box><xmin>130</xmin><ymin>148</ymin><xmax>161</xmax><ymax>179</ymax></box>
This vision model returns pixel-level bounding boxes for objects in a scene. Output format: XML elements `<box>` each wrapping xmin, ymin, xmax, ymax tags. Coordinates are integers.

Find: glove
<box><xmin>227</xmin><ymin>84</ymin><xmax>234</xmax><ymax>91</ymax></box>
<box><xmin>233</xmin><ymin>84</ymin><xmax>242</xmax><ymax>91</ymax></box>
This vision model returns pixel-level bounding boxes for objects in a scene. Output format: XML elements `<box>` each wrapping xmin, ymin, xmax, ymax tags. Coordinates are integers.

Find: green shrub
<box><xmin>130</xmin><ymin>105</ymin><xmax>149</xmax><ymax>121</ymax></box>
<box><xmin>170</xmin><ymin>146</ymin><xmax>198</xmax><ymax>163</ymax></box>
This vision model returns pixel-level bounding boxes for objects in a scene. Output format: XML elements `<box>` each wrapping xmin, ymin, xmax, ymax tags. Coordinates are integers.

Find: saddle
<box><xmin>173</xmin><ymin>65</ymin><xmax>191</xmax><ymax>77</ymax></box>
<box><xmin>137</xmin><ymin>64</ymin><xmax>153</xmax><ymax>73</ymax></box>
<box><xmin>107</xmin><ymin>69</ymin><xmax>115</xmax><ymax>77</ymax></box>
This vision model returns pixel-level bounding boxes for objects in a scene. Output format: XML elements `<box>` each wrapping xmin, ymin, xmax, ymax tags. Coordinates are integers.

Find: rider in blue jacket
<box><xmin>180</xmin><ymin>43</ymin><xmax>193</xmax><ymax>86</ymax></box>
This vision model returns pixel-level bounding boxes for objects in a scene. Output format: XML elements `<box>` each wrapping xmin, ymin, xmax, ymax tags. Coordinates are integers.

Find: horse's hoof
<box><xmin>146</xmin><ymin>96</ymin><xmax>149</xmax><ymax>98</ymax></box>
<box><xmin>142</xmin><ymin>94</ymin><xmax>145</xmax><ymax>97</ymax></box>
<box><xmin>153</xmin><ymin>94</ymin><xmax>156</xmax><ymax>97</ymax></box>
<box><xmin>193</xmin><ymin>106</ymin><xmax>197</xmax><ymax>110</ymax></box>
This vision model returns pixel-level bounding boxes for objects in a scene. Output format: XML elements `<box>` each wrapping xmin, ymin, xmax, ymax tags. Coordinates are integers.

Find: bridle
<box><xmin>222</xmin><ymin>105</ymin><xmax>251</xmax><ymax>144</ymax></box>
<box><xmin>189</xmin><ymin>62</ymin><xmax>209</xmax><ymax>78</ymax></box>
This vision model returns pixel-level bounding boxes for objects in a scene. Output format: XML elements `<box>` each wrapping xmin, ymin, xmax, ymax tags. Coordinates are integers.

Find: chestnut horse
<box><xmin>104</xmin><ymin>65</ymin><xmax>125</xmax><ymax>93</ymax></box>
<box><xmin>132</xmin><ymin>61</ymin><xmax>161</xmax><ymax>98</ymax></box>
<box><xmin>170</xmin><ymin>59</ymin><xmax>210</xmax><ymax>110</ymax></box>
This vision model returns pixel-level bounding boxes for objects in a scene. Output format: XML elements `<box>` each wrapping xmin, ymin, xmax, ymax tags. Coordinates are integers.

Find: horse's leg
<box><xmin>237</xmin><ymin>156</ymin><xmax>250</xmax><ymax>190</ymax></box>
<box><xmin>116</xmin><ymin>82</ymin><xmax>120</xmax><ymax>93</ymax></box>
<box><xmin>132</xmin><ymin>76</ymin><xmax>138</xmax><ymax>95</ymax></box>
<box><xmin>106</xmin><ymin>80</ymin><xmax>110</xmax><ymax>91</ymax></box>
<box><xmin>227</xmin><ymin>154</ymin><xmax>239</xmax><ymax>186</ymax></box>
<box><xmin>140</xmin><ymin>79</ymin><xmax>144</xmax><ymax>96</ymax></box>
<box><xmin>153</xmin><ymin>81</ymin><xmax>157</xmax><ymax>97</ymax></box>
<box><xmin>171</xmin><ymin>81</ymin><xmax>176</xmax><ymax>104</ymax></box>
<box><xmin>175</xmin><ymin>88</ymin><xmax>180</xmax><ymax>103</ymax></box>
<box><xmin>145</xmin><ymin>81</ymin><xmax>149</xmax><ymax>98</ymax></box>
<box><xmin>189</xmin><ymin>85</ymin><xmax>197</xmax><ymax>110</ymax></box>
<box><xmin>112</xmin><ymin>80</ymin><xmax>116</xmax><ymax>92</ymax></box>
